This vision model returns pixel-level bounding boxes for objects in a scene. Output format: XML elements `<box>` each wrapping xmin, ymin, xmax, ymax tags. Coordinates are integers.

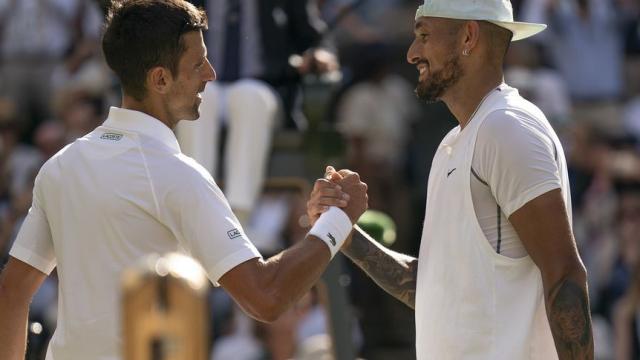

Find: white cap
<box><xmin>415</xmin><ymin>0</ymin><xmax>546</xmax><ymax>41</ymax></box>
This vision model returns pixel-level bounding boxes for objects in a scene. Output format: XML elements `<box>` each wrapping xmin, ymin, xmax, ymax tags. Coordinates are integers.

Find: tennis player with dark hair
<box><xmin>310</xmin><ymin>0</ymin><xmax>594</xmax><ymax>358</ymax></box>
<box><xmin>0</xmin><ymin>1</ymin><xmax>367</xmax><ymax>359</ymax></box>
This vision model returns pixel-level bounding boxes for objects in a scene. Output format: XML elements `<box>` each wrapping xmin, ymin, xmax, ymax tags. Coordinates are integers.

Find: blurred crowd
<box><xmin>2</xmin><ymin>0</ymin><xmax>640</xmax><ymax>359</ymax></box>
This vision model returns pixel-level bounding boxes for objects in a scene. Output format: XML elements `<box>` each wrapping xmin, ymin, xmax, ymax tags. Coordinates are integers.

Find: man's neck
<box><xmin>441</xmin><ymin>71</ymin><xmax>504</xmax><ymax>129</ymax></box>
<box><xmin>121</xmin><ymin>95</ymin><xmax>175</xmax><ymax>129</ymax></box>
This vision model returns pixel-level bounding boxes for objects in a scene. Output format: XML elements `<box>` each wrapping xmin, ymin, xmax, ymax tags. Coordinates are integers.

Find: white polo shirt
<box><xmin>416</xmin><ymin>85</ymin><xmax>563</xmax><ymax>359</ymax></box>
<box><xmin>9</xmin><ymin>107</ymin><xmax>261</xmax><ymax>360</ymax></box>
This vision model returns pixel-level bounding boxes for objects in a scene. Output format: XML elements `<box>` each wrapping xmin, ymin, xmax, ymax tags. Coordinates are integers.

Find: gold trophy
<box><xmin>122</xmin><ymin>253</ymin><xmax>209</xmax><ymax>360</ymax></box>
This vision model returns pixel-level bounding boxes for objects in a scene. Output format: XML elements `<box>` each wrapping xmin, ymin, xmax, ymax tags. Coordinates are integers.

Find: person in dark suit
<box><xmin>177</xmin><ymin>0</ymin><xmax>337</xmax><ymax>225</ymax></box>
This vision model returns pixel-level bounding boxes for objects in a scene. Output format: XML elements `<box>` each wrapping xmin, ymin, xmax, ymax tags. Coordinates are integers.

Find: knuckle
<box><xmin>324</xmin><ymin>197</ymin><xmax>338</xmax><ymax>205</ymax></box>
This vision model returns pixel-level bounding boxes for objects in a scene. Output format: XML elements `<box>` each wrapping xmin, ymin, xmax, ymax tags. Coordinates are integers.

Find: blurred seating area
<box><xmin>2</xmin><ymin>0</ymin><xmax>640</xmax><ymax>359</ymax></box>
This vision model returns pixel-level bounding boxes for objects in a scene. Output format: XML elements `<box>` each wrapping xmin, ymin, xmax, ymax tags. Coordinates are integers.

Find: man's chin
<box><xmin>415</xmin><ymin>83</ymin><xmax>442</xmax><ymax>103</ymax></box>
<box><xmin>182</xmin><ymin>107</ymin><xmax>201</xmax><ymax>121</ymax></box>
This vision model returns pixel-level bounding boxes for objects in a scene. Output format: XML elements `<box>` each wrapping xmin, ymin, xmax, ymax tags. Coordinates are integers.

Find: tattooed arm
<box><xmin>307</xmin><ymin>167</ymin><xmax>418</xmax><ymax>309</ymax></box>
<box><xmin>341</xmin><ymin>226</ymin><xmax>418</xmax><ymax>309</ymax></box>
<box><xmin>509</xmin><ymin>189</ymin><xmax>593</xmax><ymax>359</ymax></box>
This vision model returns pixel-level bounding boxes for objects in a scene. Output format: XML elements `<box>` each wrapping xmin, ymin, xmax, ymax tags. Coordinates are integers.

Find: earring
<box><xmin>462</xmin><ymin>49</ymin><xmax>470</xmax><ymax>56</ymax></box>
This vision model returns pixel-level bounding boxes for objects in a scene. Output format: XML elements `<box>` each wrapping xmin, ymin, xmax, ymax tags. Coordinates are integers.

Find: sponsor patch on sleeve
<box><xmin>227</xmin><ymin>228</ymin><xmax>242</xmax><ymax>239</ymax></box>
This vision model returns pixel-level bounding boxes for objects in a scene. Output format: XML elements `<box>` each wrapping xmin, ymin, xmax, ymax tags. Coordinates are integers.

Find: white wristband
<box><xmin>308</xmin><ymin>206</ymin><xmax>353</xmax><ymax>258</ymax></box>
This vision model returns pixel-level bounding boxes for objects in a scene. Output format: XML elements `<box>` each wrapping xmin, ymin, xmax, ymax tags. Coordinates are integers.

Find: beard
<box><xmin>190</xmin><ymin>98</ymin><xmax>202</xmax><ymax>119</ymax></box>
<box><xmin>168</xmin><ymin>95</ymin><xmax>202</xmax><ymax>123</ymax></box>
<box><xmin>415</xmin><ymin>54</ymin><xmax>464</xmax><ymax>103</ymax></box>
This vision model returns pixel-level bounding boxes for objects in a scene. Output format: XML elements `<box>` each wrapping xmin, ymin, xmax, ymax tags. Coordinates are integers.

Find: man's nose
<box><xmin>406</xmin><ymin>40</ymin><xmax>420</xmax><ymax>65</ymax></box>
<box><xmin>205</xmin><ymin>59</ymin><xmax>216</xmax><ymax>81</ymax></box>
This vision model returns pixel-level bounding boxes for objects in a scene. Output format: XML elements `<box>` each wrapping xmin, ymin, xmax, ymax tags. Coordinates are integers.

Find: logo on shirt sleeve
<box><xmin>100</xmin><ymin>132</ymin><xmax>123</xmax><ymax>141</ymax></box>
<box><xmin>227</xmin><ymin>228</ymin><xmax>242</xmax><ymax>239</ymax></box>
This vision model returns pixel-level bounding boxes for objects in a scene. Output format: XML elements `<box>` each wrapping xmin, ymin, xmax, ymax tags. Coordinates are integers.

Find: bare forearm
<box><xmin>0</xmin><ymin>293</ymin><xmax>29</xmax><ymax>360</ymax></box>
<box><xmin>0</xmin><ymin>258</ymin><xmax>46</xmax><ymax>358</ymax></box>
<box><xmin>341</xmin><ymin>226</ymin><xmax>417</xmax><ymax>309</ymax></box>
<box><xmin>258</xmin><ymin>238</ymin><xmax>331</xmax><ymax>319</ymax></box>
<box><xmin>545</xmin><ymin>273</ymin><xmax>594</xmax><ymax>359</ymax></box>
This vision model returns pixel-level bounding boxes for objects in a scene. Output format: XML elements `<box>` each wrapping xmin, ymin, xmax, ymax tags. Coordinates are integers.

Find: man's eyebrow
<box><xmin>414</xmin><ymin>26</ymin><xmax>429</xmax><ymax>36</ymax></box>
<box><xmin>415</xmin><ymin>19</ymin><xmax>428</xmax><ymax>31</ymax></box>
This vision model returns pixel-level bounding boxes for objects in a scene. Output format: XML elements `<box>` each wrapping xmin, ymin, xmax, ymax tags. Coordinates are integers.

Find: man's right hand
<box><xmin>332</xmin><ymin>168</ymin><xmax>368</xmax><ymax>224</ymax></box>
<box><xmin>307</xmin><ymin>166</ymin><xmax>368</xmax><ymax>224</ymax></box>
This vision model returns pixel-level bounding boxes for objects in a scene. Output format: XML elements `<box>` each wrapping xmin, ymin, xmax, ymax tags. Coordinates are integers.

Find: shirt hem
<box><xmin>9</xmin><ymin>244</ymin><xmax>56</xmax><ymax>275</ymax></box>
<box><xmin>503</xmin><ymin>181</ymin><xmax>561</xmax><ymax>217</ymax></box>
<box><xmin>208</xmin><ymin>246</ymin><xmax>262</xmax><ymax>287</ymax></box>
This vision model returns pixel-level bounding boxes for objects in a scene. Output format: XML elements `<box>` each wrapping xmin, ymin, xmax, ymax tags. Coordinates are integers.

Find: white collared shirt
<box><xmin>10</xmin><ymin>107</ymin><xmax>261</xmax><ymax>360</ymax></box>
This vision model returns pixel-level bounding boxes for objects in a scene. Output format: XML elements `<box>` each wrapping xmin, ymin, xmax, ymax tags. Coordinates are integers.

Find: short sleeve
<box><xmin>9</xmin><ymin>174</ymin><xmax>56</xmax><ymax>275</ymax></box>
<box><xmin>472</xmin><ymin>109</ymin><xmax>561</xmax><ymax>217</ymax></box>
<box><xmin>162</xmin><ymin>161</ymin><xmax>261</xmax><ymax>286</ymax></box>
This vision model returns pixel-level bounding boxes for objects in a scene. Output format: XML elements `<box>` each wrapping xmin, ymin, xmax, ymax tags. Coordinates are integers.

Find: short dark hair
<box><xmin>102</xmin><ymin>0</ymin><xmax>208</xmax><ymax>100</ymax></box>
<box><xmin>479</xmin><ymin>21</ymin><xmax>513</xmax><ymax>62</ymax></box>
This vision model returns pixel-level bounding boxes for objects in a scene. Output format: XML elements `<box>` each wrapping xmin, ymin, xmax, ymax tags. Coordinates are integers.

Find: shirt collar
<box><xmin>102</xmin><ymin>107</ymin><xmax>181</xmax><ymax>153</ymax></box>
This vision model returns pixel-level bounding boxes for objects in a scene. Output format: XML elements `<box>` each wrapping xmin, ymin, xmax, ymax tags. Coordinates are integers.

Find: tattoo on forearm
<box><xmin>548</xmin><ymin>279</ymin><xmax>594</xmax><ymax>359</ymax></box>
<box><xmin>342</xmin><ymin>229</ymin><xmax>418</xmax><ymax>309</ymax></box>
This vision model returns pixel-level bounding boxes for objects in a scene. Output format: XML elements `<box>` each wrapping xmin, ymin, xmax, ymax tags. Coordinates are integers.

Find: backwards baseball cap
<box><xmin>415</xmin><ymin>0</ymin><xmax>546</xmax><ymax>41</ymax></box>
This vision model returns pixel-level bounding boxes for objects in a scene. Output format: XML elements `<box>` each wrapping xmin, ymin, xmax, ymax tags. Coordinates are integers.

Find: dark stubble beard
<box><xmin>415</xmin><ymin>53</ymin><xmax>464</xmax><ymax>103</ymax></box>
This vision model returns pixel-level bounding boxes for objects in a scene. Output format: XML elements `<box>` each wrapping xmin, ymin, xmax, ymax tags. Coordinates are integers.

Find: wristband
<box><xmin>308</xmin><ymin>206</ymin><xmax>352</xmax><ymax>258</ymax></box>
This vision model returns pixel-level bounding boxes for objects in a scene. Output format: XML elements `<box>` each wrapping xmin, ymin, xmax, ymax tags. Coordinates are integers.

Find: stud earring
<box><xmin>462</xmin><ymin>49</ymin><xmax>470</xmax><ymax>56</ymax></box>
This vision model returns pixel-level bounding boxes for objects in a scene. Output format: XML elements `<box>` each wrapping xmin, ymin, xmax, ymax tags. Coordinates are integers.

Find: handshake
<box><xmin>307</xmin><ymin>165</ymin><xmax>369</xmax><ymax>232</ymax></box>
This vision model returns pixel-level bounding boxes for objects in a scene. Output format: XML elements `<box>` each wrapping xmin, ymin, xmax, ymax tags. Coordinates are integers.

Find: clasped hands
<box><xmin>307</xmin><ymin>166</ymin><xmax>369</xmax><ymax>229</ymax></box>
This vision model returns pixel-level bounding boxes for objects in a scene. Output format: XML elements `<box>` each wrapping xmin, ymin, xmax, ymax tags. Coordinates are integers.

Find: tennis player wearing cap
<box><xmin>311</xmin><ymin>0</ymin><xmax>593</xmax><ymax>358</ymax></box>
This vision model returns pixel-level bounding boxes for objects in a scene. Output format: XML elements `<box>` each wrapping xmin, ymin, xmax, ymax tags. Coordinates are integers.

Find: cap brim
<box><xmin>488</xmin><ymin>20</ymin><xmax>547</xmax><ymax>41</ymax></box>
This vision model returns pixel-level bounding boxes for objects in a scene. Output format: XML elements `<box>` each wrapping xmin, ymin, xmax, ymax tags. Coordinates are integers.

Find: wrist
<box><xmin>308</xmin><ymin>206</ymin><xmax>353</xmax><ymax>259</ymax></box>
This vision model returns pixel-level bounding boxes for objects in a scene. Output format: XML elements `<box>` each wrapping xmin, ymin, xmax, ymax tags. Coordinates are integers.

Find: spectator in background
<box><xmin>177</xmin><ymin>0</ymin><xmax>338</xmax><ymax>225</ymax></box>
<box><xmin>319</xmin><ymin>0</ymin><xmax>414</xmax><ymax>46</ymax></box>
<box><xmin>0</xmin><ymin>99</ymin><xmax>42</xmax><ymax>206</ymax></box>
<box><xmin>623</xmin><ymin>94</ymin><xmax>640</xmax><ymax>141</ymax></box>
<box><xmin>0</xmin><ymin>0</ymin><xmax>103</xmax><ymax>141</ymax></box>
<box><xmin>545</xmin><ymin>0</ymin><xmax>624</xmax><ymax>100</ymax></box>
<box><xmin>52</xmin><ymin>91</ymin><xmax>104</xmax><ymax>142</ymax></box>
<box><xmin>335</xmin><ymin>43</ymin><xmax>417</xmax><ymax>216</ymax></box>
<box><xmin>33</xmin><ymin>121</ymin><xmax>67</xmax><ymax>161</ymax></box>
<box><xmin>529</xmin><ymin>0</ymin><xmax>627</xmax><ymax>132</ymax></box>
<box><xmin>212</xmin><ymin>288</ymin><xmax>330</xmax><ymax>360</ymax></box>
<box><xmin>610</xmin><ymin>187</ymin><xmax>640</xmax><ymax>359</ymax></box>
<box><xmin>210</xmin><ymin>186</ymin><xmax>335</xmax><ymax>360</ymax></box>
<box><xmin>504</xmin><ymin>41</ymin><xmax>571</xmax><ymax>127</ymax></box>
<box><xmin>595</xmin><ymin>185</ymin><xmax>640</xmax><ymax>309</ymax></box>
<box><xmin>0</xmin><ymin>112</ymin><xmax>67</xmax><ymax>278</ymax></box>
<box><xmin>50</xmin><ymin>40</ymin><xmax>111</xmax><ymax>99</ymax></box>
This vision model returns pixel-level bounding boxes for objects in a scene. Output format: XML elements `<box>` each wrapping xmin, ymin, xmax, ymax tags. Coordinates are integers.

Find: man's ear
<box><xmin>146</xmin><ymin>66</ymin><xmax>174</xmax><ymax>95</ymax></box>
<box><xmin>462</xmin><ymin>20</ymin><xmax>481</xmax><ymax>53</ymax></box>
